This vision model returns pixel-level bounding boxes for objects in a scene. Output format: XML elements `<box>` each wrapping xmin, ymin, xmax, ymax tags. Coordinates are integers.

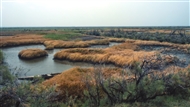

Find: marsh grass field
<box><xmin>1</xmin><ymin>27</ymin><xmax>190</xmax><ymax>106</ymax></box>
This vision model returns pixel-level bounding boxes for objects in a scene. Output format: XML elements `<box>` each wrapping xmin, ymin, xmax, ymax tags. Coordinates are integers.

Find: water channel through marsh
<box><xmin>1</xmin><ymin>42</ymin><xmax>120</xmax><ymax>77</ymax></box>
<box><xmin>2</xmin><ymin>42</ymin><xmax>190</xmax><ymax>77</ymax></box>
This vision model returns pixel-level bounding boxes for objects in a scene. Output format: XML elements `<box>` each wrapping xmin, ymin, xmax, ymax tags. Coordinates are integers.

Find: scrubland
<box><xmin>1</xmin><ymin>27</ymin><xmax>190</xmax><ymax>106</ymax></box>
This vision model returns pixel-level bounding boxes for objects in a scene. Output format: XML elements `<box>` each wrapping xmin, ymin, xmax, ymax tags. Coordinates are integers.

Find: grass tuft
<box><xmin>18</xmin><ymin>49</ymin><xmax>48</xmax><ymax>60</ymax></box>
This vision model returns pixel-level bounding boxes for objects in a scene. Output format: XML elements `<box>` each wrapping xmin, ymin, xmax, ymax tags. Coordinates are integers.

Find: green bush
<box><xmin>82</xmin><ymin>60</ymin><xmax>190</xmax><ymax>106</ymax></box>
<box><xmin>0</xmin><ymin>51</ymin><xmax>64</xmax><ymax>107</ymax></box>
<box><xmin>0</xmin><ymin>50</ymin><xmax>3</xmax><ymax>63</ymax></box>
<box><xmin>0</xmin><ymin>65</ymin><xmax>14</xmax><ymax>84</ymax></box>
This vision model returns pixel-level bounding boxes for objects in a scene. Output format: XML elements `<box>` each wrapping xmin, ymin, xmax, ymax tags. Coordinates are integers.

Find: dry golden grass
<box><xmin>43</xmin><ymin>67</ymin><xmax>91</xmax><ymax>98</ymax></box>
<box><xmin>44</xmin><ymin>40</ymin><xmax>90</xmax><ymax>48</ymax></box>
<box><xmin>53</xmin><ymin>39</ymin><xmax>190</xmax><ymax>67</ymax></box>
<box><xmin>87</xmin><ymin>39</ymin><xmax>109</xmax><ymax>45</ymax></box>
<box><xmin>44</xmin><ymin>45</ymin><xmax>54</xmax><ymax>50</ymax></box>
<box><xmin>43</xmin><ymin>65</ymin><xmax>188</xmax><ymax>99</ymax></box>
<box><xmin>0</xmin><ymin>34</ymin><xmax>49</xmax><ymax>47</ymax></box>
<box><xmin>18</xmin><ymin>48</ymin><xmax>48</xmax><ymax>59</ymax></box>
<box><xmin>131</xmin><ymin>39</ymin><xmax>190</xmax><ymax>53</ymax></box>
<box><xmin>44</xmin><ymin>39</ymin><xmax>109</xmax><ymax>49</ymax></box>
<box><xmin>43</xmin><ymin>67</ymin><xmax>123</xmax><ymax>98</ymax></box>
<box><xmin>108</xmin><ymin>37</ymin><xmax>126</xmax><ymax>42</ymax></box>
<box><xmin>54</xmin><ymin>43</ymin><xmax>156</xmax><ymax>67</ymax></box>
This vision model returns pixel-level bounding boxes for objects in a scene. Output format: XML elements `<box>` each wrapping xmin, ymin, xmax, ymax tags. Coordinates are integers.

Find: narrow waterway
<box><xmin>1</xmin><ymin>42</ymin><xmax>121</xmax><ymax>77</ymax></box>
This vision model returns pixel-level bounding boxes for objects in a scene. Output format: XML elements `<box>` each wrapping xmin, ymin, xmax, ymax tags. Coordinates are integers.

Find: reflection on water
<box><xmin>1</xmin><ymin>45</ymin><xmax>73</xmax><ymax>76</ymax></box>
<box><xmin>1</xmin><ymin>43</ymin><xmax>121</xmax><ymax>76</ymax></box>
<box><xmin>109</xmin><ymin>42</ymin><xmax>121</xmax><ymax>47</ymax></box>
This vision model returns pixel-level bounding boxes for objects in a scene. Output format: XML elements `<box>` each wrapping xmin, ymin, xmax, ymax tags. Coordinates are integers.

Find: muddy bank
<box><xmin>139</xmin><ymin>45</ymin><xmax>171</xmax><ymax>51</ymax></box>
<box><xmin>139</xmin><ymin>45</ymin><xmax>190</xmax><ymax>67</ymax></box>
<box><xmin>161</xmin><ymin>49</ymin><xmax>190</xmax><ymax>67</ymax></box>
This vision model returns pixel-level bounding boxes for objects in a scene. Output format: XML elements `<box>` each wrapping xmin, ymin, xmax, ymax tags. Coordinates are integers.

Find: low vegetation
<box><xmin>1</xmin><ymin>27</ymin><xmax>190</xmax><ymax>106</ymax></box>
<box><xmin>108</xmin><ymin>37</ymin><xmax>126</xmax><ymax>42</ymax></box>
<box><xmin>86</xmin><ymin>28</ymin><xmax>190</xmax><ymax>44</ymax></box>
<box><xmin>43</xmin><ymin>67</ymin><xmax>123</xmax><ymax>100</ymax></box>
<box><xmin>0</xmin><ymin>34</ymin><xmax>48</xmax><ymax>47</ymax></box>
<box><xmin>44</xmin><ymin>40</ymin><xmax>90</xmax><ymax>48</ymax></box>
<box><xmin>43</xmin><ymin>39</ymin><xmax>109</xmax><ymax>49</ymax></box>
<box><xmin>54</xmin><ymin>48</ymin><xmax>155</xmax><ymax>67</ymax></box>
<box><xmin>43</xmin><ymin>58</ymin><xmax>190</xmax><ymax>106</ymax></box>
<box><xmin>44</xmin><ymin>32</ymin><xmax>83</xmax><ymax>40</ymax></box>
<box><xmin>0</xmin><ymin>50</ymin><xmax>3</xmax><ymax>63</ymax></box>
<box><xmin>0</xmin><ymin>51</ymin><xmax>63</xmax><ymax>107</ymax></box>
<box><xmin>18</xmin><ymin>49</ymin><xmax>48</xmax><ymax>60</ymax></box>
<box><xmin>53</xmin><ymin>41</ymin><xmax>184</xmax><ymax>67</ymax></box>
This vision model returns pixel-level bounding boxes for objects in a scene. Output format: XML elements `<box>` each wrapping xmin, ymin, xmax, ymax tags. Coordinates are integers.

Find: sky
<box><xmin>0</xmin><ymin>0</ymin><xmax>189</xmax><ymax>27</ymax></box>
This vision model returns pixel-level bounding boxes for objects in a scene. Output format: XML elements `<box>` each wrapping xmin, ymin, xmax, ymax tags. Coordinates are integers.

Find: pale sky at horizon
<box><xmin>0</xmin><ymin>0</ymin><xmax>189</xmax><ymax>27</ymax></box>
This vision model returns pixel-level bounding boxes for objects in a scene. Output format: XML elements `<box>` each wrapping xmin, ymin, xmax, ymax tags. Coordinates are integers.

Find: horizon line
<box><xmin>1</xmin><ymin>26</ymin><xmax>190</xmax><ymax>28</ymax></box>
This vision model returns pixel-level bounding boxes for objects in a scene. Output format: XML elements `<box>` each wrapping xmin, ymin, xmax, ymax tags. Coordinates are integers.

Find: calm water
<box><xmin>1</xmin><ymin>42</ymin><xmax>120</xmax><ymax>77</ymax></box>
<box><xmin>2</xmin><ymin>45</ymin><xmax>73</xmax><ymax>76</ymax></box>
<box><xmin>2</xmin><ymin>42</ymin><xmax>189</xmax><ymax>77</ymax></box>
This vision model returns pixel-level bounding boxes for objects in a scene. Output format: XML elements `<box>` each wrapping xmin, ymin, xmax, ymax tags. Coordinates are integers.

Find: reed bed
<box><xmin>0</xmin><ymin>34</ymin><xmax>48</xmax><ymax>47</ymax></box>
<box><xmin>18</xmin><ymin>48</ymin><xmax>48</xmax><ymax>59</ymax></box>
<box><xmin>43</xmin><ymin>39</ymin><xmax>110</xmax><ymax>49</ymax></box>
<box><xmin>54</xmin><ymin>46</ymin><xmax>156</xmax><ymax>67</ymax></box>
<box><xmin>87</xmin><ymin>39</ymin><xmax>110</xmax><ymax>45</ymax></box>
<box><xmin>44</xmin><ymin>40</ymin><xmax>90</xmax><ymax>48</ymax></box>
<box><xmin>53</xmin><ymin>39</ymin><xmax>187</xmax><ymax>67</ymax></box>
<box><xmin>134</xmin><ymin>40</ymin><xmax>190</xmax><ymax>51</ymax></box>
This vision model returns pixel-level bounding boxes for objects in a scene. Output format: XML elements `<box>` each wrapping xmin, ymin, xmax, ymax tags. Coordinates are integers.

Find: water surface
<box><xmin>2</xmin><ymin>45</ymin><xmax>73</xmax><ymax>76</ymax></box>
<box><xmin>2</xmin><ymin>43</ymin><xmax>120</xmax><ymax>76</ymax></box>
